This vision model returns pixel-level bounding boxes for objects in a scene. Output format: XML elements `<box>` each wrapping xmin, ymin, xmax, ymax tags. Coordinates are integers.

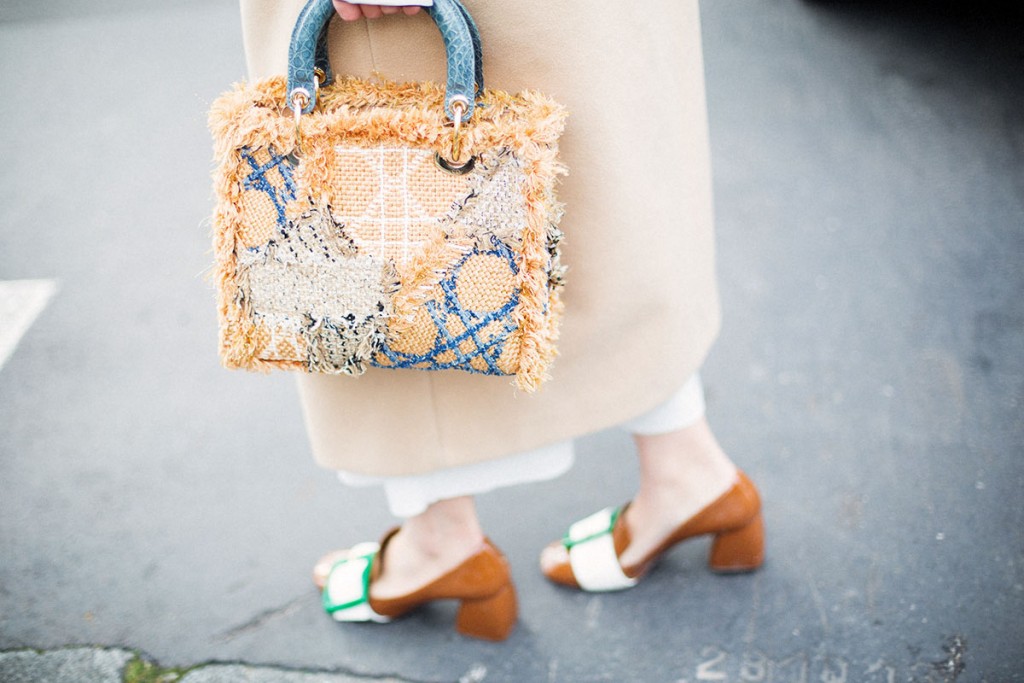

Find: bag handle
<box><xmin>311</xmin><ymin>1</ymin><xmax>483</xmax><ymax>102</ymax></box>
<box><xmin>287</xmin><ymin>0</ymin><xmax>483</xmax><ymax>123</ymax></box>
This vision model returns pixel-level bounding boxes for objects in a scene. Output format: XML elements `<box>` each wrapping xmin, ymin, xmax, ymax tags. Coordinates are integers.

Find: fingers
<box><xmin>333</xmin><ymin>1</ymin><xmax>363</xmax><ymax>21</ymax></box>
<box><xmin>334</xmin><ymin>2</ymin><xmax>423</xmax><ymax>21</ymax></box>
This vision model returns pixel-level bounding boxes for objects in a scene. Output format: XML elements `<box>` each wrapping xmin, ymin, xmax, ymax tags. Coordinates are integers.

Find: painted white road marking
<box><xmin>0</xmin><ymin>279</ymin><xmax>59</xmax><ymax>372</ymax></box>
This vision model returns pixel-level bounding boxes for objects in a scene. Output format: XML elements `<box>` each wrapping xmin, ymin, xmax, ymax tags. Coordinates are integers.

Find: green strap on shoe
<box><xmin>562</xmin><ymin>507</ymin><xmax>638</xmax><ymax>592</ymax></box>
<box><xmin>322</xmin><ymin>542</ymin><xmax>391</xmax><ymax>623</ymax></box>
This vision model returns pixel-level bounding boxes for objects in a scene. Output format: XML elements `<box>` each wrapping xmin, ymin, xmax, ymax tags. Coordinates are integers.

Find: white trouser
<box><xmin>337</xmin><ymin>373</ymin><xmax>707</xmax><ymax>517</ymax></box>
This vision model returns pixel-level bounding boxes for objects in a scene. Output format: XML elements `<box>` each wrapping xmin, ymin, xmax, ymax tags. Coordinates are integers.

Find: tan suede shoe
<box><xmin>542</xmin><ymin>471</ymin><xmax>765</xmax><ymax>591</ymax></box>
<box><xmin>317</xmin><ymin>529</ymin><xmax>518</xmax><ymax>641</ymax></box>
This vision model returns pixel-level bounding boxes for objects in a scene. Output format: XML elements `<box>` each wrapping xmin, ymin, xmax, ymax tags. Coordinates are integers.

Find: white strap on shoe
<box><xmin>564</xmin><ymin>507</ymin><xmax>638</xmax><ymax>592</ymax></box>
<box><xmin>322</xmin><ymin>542</ymin><xmax>391</xmax><ymax>623</ymax></box>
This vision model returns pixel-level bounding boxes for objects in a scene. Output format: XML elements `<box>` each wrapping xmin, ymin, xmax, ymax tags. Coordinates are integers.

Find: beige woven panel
<box><xmin>329</xmin><ymin>146</ymin><xmax>472</xmax><ymax>266</ymax></box>
<box><xmin>455</xmin><ymin>253</ymin><xmax>517</xmax><ymax>311</ymax></box>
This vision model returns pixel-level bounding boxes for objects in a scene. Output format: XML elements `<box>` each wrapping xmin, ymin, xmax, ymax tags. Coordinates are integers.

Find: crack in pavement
<box><xmin>213</xmin><ymin>594</ymin><xmax>308</xmax><ymax>643</ymax></box>
<box><xmin>0</xmin><ymin>647</ymin><xmax>444</xmax><ymax>683</ymax></box>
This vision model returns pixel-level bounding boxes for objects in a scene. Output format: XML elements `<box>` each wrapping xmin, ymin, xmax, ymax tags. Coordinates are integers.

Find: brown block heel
<box><xmin>356</xmin><ymin>533</ymin><xmax>518</xmax><ymax>641</ymax></box>
<box><xmin>456</xmin><ymin>583</ymin><xmax>518</xmax><ymax>642</ymax></box>
<box><xmin>708</xmin><ymin>511</ymin><xmax>765</xmax><ymax>573</ymax></box>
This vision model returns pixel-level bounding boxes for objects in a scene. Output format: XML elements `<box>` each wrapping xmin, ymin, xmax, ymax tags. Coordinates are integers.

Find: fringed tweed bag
<box><xmin>209</xmin><ymin>0</ymin><xmax>567</xmax><ymax>392</ymax></box>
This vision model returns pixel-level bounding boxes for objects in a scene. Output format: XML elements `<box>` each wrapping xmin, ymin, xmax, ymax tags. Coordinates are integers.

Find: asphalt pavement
<box><xmin>1</xmin><ymin>0</ymin><xmax>1022</xmax><ymax>681</ymax></box>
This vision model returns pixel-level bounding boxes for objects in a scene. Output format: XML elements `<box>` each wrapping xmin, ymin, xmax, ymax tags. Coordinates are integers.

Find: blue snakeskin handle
<box><xmin>311</xmin><ymin>0</ymin><xmax>481</xmax><ymax>94</ymax></box>
<box><xmin>287</xmin><ymin>0</ymin><xmax>336</xmax><ymax>114</ymax></box>
<box><xmin>450</xmin><ymin>0</ymin><xmax>484</xmax><ymax>95</ymax></box>
<box><xmin>288</xmin><ymin>0</ymin><xmax>480</xmax><ymax>121</ymax></box>
<box><xmin>424</xmin><ymin>0</ymin><xmax>477</xmax><ymax>121</ymax></box>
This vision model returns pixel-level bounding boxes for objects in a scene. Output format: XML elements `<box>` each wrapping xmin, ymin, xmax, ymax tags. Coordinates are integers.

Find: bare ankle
<box><xmin>631</xmin><ymin>418</ymin><xmax>738</xmax><ymax>523</ymax></box>
<box><xmin>399</xmin><ymin>497</ymin><xmax>486</xmax><ymax>561</ymax></box>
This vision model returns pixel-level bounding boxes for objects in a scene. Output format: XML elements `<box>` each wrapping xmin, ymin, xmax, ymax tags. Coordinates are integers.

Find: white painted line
<box><xmin>0</xmin><ymin>279</ymin><xmax>59</xmax><ymax>372</ymax></box>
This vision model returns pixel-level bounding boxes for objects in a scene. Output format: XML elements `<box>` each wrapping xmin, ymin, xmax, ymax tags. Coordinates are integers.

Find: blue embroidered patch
<box><xmin>373</xmin><ymin>239</ymin><xmax>520</xmax><ymax>376</ymax></box>
<box><xmin>240</xmin><ymin>146</ymin><xmax>296</xmax><ymax>230</ymax></box>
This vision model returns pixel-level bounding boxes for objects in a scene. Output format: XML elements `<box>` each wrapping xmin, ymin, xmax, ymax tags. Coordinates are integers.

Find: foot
<box><xmin>540</xmin><ymin>471</ymin><xmax>763</xmax><ymax>589</ymax></box>
<box><xmin>371</xmin><ymin>526</ymin><xmax>489</xmax><ymax>600</ymax></box>
<box><xmin>315</xmin><ymin>527</ymin><xmax>487</xmax><ymax>599</ymax></box>
<box><xmin>319</xmin><ymin>529</ymin><xmax>518</xmax><ymax>640</ymax></box>
<box><xmin>538</xmin><ymin>470</ymin><xmax>735</xmax><ymax>579</ymax></box>
<box><xmin>614</xmin><ymin>468</ymin><xmax>736</xmax><ymax>570</ymax></box>
<box><xmin>314</xmin><ymin>496</ymin><xmax>487</xmax><ymax>599</ymax></box>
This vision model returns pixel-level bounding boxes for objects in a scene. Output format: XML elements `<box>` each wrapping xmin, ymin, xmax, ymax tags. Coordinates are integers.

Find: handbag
<box><xmin>209</xmin><ymin>0</ymin><xmax>567</xmax><ymax>392</ymax></box>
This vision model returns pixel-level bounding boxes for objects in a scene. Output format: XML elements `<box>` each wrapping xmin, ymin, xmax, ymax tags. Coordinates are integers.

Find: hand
<box><xmin>333</xmin><ymin>1</ymin><xmax>423</xmax><ymax>20</ymax></box>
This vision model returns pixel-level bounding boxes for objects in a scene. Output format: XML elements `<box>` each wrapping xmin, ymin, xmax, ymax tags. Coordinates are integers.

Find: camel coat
<box><xmin>237</xmin><ymin>0</ymin><xmax>720</xmax><ymax>476</ymax></box>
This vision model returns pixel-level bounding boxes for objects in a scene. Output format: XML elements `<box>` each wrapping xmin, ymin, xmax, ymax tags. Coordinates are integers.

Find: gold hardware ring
<box><xmin>436</xmin><ymin>97</ymin><xmax>475</xmax><ymax>174</ymax></box>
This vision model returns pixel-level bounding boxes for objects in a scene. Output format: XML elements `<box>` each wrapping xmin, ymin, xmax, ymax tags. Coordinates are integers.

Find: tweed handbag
<box><xmin>209</xmin><ymin>0</ymin><xmax>567</xmax><ymax>391</ymax></box>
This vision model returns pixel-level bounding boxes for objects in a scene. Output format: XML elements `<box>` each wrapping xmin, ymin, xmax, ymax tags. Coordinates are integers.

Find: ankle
<box><xmin>632</xmin><ymin>418</ymin><xmax>739</xmax><ymax>523</ymax></box>
<box><xmin>399</xmin><ymin>497</ymin><xmax>486</xmax><ymax>561</ymax></box>
<box><xmin>635</xmin><ymin>463</ymin><xmax>736</xmax><ymax>510</ymax></box>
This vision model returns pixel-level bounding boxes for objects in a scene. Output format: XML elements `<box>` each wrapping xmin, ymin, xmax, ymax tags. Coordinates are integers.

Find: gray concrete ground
<box><xmin>1</xmin><ymin>0</ymin><xmax>1022</xmax><ymax>681</ymax></box>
